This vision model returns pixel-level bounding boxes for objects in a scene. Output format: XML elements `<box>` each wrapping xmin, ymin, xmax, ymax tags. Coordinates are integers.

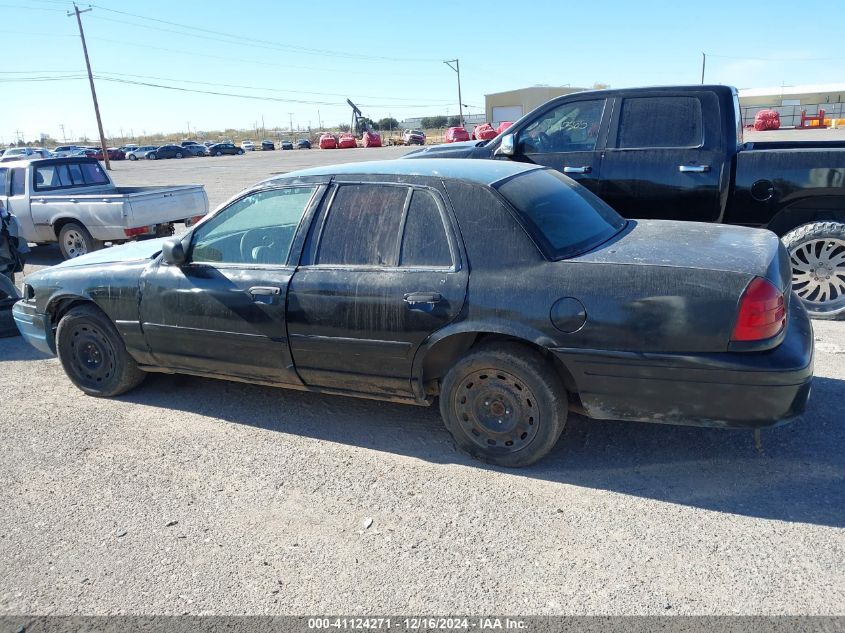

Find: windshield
<box><xmin>494</xmin><ymin>169</ymin><xmax>626</xmax><ymax>259</ymax></box>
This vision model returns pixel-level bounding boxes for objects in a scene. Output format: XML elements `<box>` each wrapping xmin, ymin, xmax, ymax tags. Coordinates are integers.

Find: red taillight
<box><xmin>732</xmin><ymin>277</ymin><xmax>786</xmax><ymax>342</ymax></box>
<box><xmin>123</xmin><ymin>225</ymin><xmax>152</xmax><ymax>237</ymax></box>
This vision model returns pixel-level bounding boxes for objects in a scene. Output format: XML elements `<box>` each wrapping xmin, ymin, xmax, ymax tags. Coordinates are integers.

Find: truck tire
<box><xmin>782</xmin><ymin>221</ymin><xmax>845</xmax><ymax>320</ymax></box>
<box><xmin>58</xmin><ymin>222</ymin><xmax>103</xmax><ymax>260</ymax></box>
<box><xmin>439</xmin><ymin>342</ymin><xmax>567</xmax><ymax>467</ymax></box>
<box><xmin>56</xmin><ymin>304</ymin><xmax>146</xmax><ymax>397</ymax></box>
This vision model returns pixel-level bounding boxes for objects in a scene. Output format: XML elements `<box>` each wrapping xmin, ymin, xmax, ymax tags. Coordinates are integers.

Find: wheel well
<box><xmin>47</xmin><ymin>297</ymin><xmax>98</xmax><ymax>327</ymax></box>
<box><xmin>421</xmin><ymin>332</ymin><xmax>580</xmax><ymax>399</ymax></box>
<box><xmin>767</xmin><ymin>199</ymin><xmax>845</xmax><ymax>236</ymax></box>
<box><xmin>52</xmin><ymin>217</ymin><xmax>81</xmax><ymax>238</ymax></box>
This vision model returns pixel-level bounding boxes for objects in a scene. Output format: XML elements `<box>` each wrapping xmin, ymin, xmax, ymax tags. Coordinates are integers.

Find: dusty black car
<box><xmin>13</xmin><ymin>159</ymin><xmax>813</xmax><ymax>466</ymax></box>
<box><xmin>207</xmin><ymin>143</ymin><xmax>245</xmax><ymax>157</ymax></box>
<box><xmin>147</xmin><ymin>145</ymin><xmax>191</xmax><ymax>160</ymax></box>
<box><xmin>296</xmin><ymin>139</ymin><xmax>311</xmax><ymax>150</ymax></box>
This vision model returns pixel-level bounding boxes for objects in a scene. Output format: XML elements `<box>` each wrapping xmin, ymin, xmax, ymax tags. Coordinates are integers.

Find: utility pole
<box><xmin>701</xmin><ymin>52</ymin><xmax>706</xmax><ymax>84</ymax></box>
<box><xmin>317</xmin><ymin>110</ymin><xmax>322</xmax><ymax>130</ymax></box>
<box><xmin>288</xmin><ymin>112</ymin><xmax>294</xmax><ymax>136</ymax></box>
<box><xmin>444</xmin><ymin>59</ymin><xmax>464</xmax><ymax>128</ymax></box>
<box><xmin>69</xmin><ymin>3</ymin><xmax>111</xmax><ymax>169</ymax></box>
<box><xmin>59</xmin><ymin>123</ymin><xmax>66</xmax><ymax>142</ymax></box>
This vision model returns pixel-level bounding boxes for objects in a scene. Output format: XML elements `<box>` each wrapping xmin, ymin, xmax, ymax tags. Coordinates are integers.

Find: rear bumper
<box><xmin>12</xmin><ymin>300</ymin><xmax>54</xmax><ymax>356</ymax></box>
<box><xmin>553</xmin><ymin>294</ymin><xmax>814</xmax><ymax>429</ymax></box>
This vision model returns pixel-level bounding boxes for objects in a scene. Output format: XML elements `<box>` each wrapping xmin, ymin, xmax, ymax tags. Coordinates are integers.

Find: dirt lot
<box><xmin>1</xmin><ymin>144</ymin><xmax>843</xmax><ymax>615</ymax></box>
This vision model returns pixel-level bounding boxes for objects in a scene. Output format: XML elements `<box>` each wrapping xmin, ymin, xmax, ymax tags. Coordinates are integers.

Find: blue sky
<box><xmin>1</xmin><ymin>0</ymin><xmax>842</xmax><ymax>143</ymax></box>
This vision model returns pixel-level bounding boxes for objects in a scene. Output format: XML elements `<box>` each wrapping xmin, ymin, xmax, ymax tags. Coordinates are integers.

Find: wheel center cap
<box><xmin>490</xmin><ymin>401</ymin><xmax>506</xmax><ymax>417</ymax></box>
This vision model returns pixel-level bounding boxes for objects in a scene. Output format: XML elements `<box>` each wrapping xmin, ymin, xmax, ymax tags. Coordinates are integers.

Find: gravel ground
<box><xmin>1</xmin><ymin>144</ymin><xmax>843</xmax><ymax>615</ymax></box>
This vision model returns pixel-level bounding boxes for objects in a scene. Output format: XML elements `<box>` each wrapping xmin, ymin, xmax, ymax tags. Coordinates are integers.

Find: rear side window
<box><xmin>10</xmin><ymin>168</ymin><xmax>25</xmax><ymax>196</ymax></box>
<box><xmin>400</xmin><ymin>189</ymin><xmax>452</xmax><ymax>267</ymax></box>
<box><xmin>80</xmin><ymin>162</ymin><xmax>109</xmax><ymax>185</ymax></box>
<box><xmin>495</xmin><ymin>169</ymin><xmax>625</xmax><ymax>259</ymax></box>
<box><xmin>616</xmin><ymin>96</ymin><xmax>703</xmax><ymax>148</ymax></box>
<box><xmin>316</xmin><ymin>184</ymin><xmax>409</xmax><ymax>266</ymax></box>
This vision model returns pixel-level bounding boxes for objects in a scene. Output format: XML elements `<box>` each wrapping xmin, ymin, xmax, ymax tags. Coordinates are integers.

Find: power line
<box><xmin>705</xmin><ymin>52</ymin><xmax>845</xmax><ymax>62</ymax></box>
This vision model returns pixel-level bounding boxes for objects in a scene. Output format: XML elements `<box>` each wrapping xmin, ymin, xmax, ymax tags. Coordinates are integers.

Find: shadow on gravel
<box><xmin>115</xmin><ymin>371</ymin><xmax>845</xmax><ymax>528</ymax></box>
<box><xmin>22</xmin><ymin>245</ymin><xmax>63</xmax><ymax>268</ymax></box>
<box><xmin>0</xmin><ymin>336</ymin><xmax>51</xmax><ymax>361</ymax></box>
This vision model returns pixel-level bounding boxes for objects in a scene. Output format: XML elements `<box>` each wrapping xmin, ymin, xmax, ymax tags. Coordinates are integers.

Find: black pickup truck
<box><xmin>406</xmin><ymin>85</ymin><xmax>845</xmax><ymax>319</ymax></box>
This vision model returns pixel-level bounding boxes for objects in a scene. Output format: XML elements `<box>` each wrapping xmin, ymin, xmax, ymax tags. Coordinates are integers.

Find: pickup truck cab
<box><xmin>0</xmin><ymin>157</ymin><xmax>208</xmax><ymax>259</ymax></box>
<box><xmin>407</xmin><ymin>85</ymin><xmax>845</xmax><ymax>319</ymax></box>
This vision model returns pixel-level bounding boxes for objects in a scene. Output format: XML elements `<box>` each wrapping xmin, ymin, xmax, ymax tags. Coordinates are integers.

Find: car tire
<box><xmin>128</xmin><ymin>154</ymin><xmax>137</xmax><ymax>161</ymax></box>
<box><xmin>58</xmin><ymin>222</ymin><xmax>103</xmax><ymax>259</ymax></box>
<box><xmin>148</xmin><ymin>153</ymin><xmax>157</xmax><ymax>160</ymax></box>
<box><xmin>439</xmin><ymin>342</ymin><xmax>567</xmax><ymax>467</ymax></box>
<box><xmin>215</xmin><ymin>151</ymin><xmax>222</xmax><ymax>156</ymax></box>
<box><xmin>56</xmin><ymin>304</ymin><xmax>146</xmax><ymax>397</ymax></box>
<box><xmin>782</xmin><ymin>220</ymin><xmax>845</xmax><ymax>320</ymax></box>
<box><xmin>175</xmin><ymin>152</ymin><xmax>183</xmax><ymax>159</ymax></box>
<box><xmin>237</xmin><ymin>149</ymin><xmax>244</xmax><ymax>155</ymax></box>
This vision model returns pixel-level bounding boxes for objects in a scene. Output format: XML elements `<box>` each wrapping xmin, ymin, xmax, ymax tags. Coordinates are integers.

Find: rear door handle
<box><xmin>562</xmin><ymin>166</ymin><xmax>592</xmax><ymax>174</ymax></box>
<box><xmin>404</xmin><ymin>292</ymin><xmax>442</xmax><ymax>305</ymax></box>
<box><xmin>249</xmin><ymin>286</ymin><xmax>281</xmax><ymax>296</ymax></box>
<box><xmin>678</xmin><ymin>165</ymin><xmax>710</xmax><ymax>173</ymax></box>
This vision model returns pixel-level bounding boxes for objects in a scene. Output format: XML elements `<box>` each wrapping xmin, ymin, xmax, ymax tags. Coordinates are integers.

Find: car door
<box><xmin>286</xmin><ymin>181</ymin><xmax>468</xmax><ymax>397</ymax></box>
<box><xmin>598</xmin><ymin>92</ymin><xmax>724</xmax><ymax>221</ymax></box>
<box><xmin>139</xmin><ymin>184</ymin><xmax>323</xmax><ymax>384</ymax></box>
<box><xmin>511</xmin><ymin>97</ymin><xmax>609</xmax><ymax>194</ymax></box>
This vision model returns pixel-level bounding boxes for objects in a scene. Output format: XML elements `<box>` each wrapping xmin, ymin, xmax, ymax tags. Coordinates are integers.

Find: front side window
<box><xmin>191</xmin><ymin>187</ymin><xmax>316</xmax><ymax>265</ymax></box>
<box><xmin>616</xmin><ymin>96</ymin><xmax>703</xmax><ymax>148</ymax></box>
<box><xmin>517</xmin><ymin>99</ymin><xmax>606</xmax><ymax>154</ymax></box>
<box><xmin>316</xmin><ymin>184</ymin><xmax>409</xmax><ymax>266</ymax></box>
<box><xmin>495</xmin><ymin>169</ymin><xmax>625</xmax><ymax>259</ymax></box>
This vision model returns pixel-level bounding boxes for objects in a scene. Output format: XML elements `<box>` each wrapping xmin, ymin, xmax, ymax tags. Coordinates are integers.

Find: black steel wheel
<box><xmin>56</xmin><ymin>304</ymin><xmax>146</xmax><ymax>397</ymax></box>
<box><xmin>440</xmin><ymin>342</ymin><xmax>567</xmax><ymax>467</ymax></box>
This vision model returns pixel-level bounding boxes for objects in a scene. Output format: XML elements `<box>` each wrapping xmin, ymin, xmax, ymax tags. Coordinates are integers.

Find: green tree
<box><xmin>337</xmin><ymin>123</ymin><xmax>351</xmax><ymax>133</ymax></box>
<box><xmin>377</xmin><ymin>117</ymin><xmax>399</xmax><ymax>131</ymax></box>
<box><xmin>447</xmin><ymin>116</ymin><xmax>462</xmax><ymax>127</ymax></box>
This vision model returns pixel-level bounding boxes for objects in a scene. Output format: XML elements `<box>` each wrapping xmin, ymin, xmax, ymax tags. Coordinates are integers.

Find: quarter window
<box><xmin>191</xmin><ymin>187</ymin><xmax>315</xmax><ymax>265</ymax></box>
<box><xmin>10</xmin><ymin>168</ymin><xmax>25</xmax><ymax>196</ymax></box>
<box><xmin>616</xmin><ymin>96</ymin><xmax>703</xmax><ymax>148</ymax></box>
<box><xmin>316</xmin><ymin>184</ymin><xmax>409</xmax><ymax>266</ymax></box>
<box><xmin>399</xmin><ymin>189</ymin><xmax>452</xmax><ymax>267</ymax></box>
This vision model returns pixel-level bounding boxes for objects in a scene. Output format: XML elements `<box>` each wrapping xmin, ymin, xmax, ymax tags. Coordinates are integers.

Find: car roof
<box><xmin>270</xmin><ymin>158</ymin><xmax>543</xmax><ymax>186</ymax></box>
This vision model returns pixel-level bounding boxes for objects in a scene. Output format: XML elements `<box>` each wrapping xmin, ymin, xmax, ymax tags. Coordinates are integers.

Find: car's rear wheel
<box><xmin>175</xmin><ymin>152</ymin><xmax>183</xmax><ymax>159</ymax></box>
<box><xmin>128</xmin><ymin>154</ymin><xmax>137</xmax><ymax>161</ymax></box>
<box><xmin>783</xmin><ymin>221</ymin><xmax>845</xmax><ymax>320</ymax></box>
<box><xmin>440</xmin><ymin>342</ymin><xmax>567</xmax><ymax>467</ymax></box>
<box><xmin>58</xmin><ymin>222</ymin><xmax>102</xmax><ymax>259</ymax></box>
<box><xmin>215</xmin><ymin>151</ymin><xmax>222</xmax><ymax>156</ymax></box>
<box><xmin>148</xmin><ymin>153</ymin><xmax>157</xmax><ymax>160</ymax></box>
<box><xmin>56</xmin><ymin>304</ymin><xmax>146</xmax><ymax>397</ymax></box>
<box><xmin>237</xmin><ymin>149</ymin><xmax>244</xmax><ymax>155</ymax></box>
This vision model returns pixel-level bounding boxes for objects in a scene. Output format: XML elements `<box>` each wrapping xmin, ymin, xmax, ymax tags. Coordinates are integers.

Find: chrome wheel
<box><xmin>62</xmin><ymin>229</ymin><xmax>88</xmax><ymax>258</ymax></box>
<box><xmin>790</xmin><ymin>237</ymin><xmax>845</xmax><ymax>313</ymax></box>
<box><xmin>454</xmin><ymin>369</ymin><xmax>540</xmax><ymax>454</ymax></box>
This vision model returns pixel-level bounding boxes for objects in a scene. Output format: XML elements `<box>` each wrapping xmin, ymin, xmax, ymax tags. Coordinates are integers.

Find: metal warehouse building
<box><xmin>485</xmin><ymin>86</ymin><xmax>586</xmax><ymax>127</ymax></box>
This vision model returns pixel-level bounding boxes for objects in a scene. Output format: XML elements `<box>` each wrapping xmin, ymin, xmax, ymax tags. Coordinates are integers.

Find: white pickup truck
<box><xmin>0</xmin><ymin>156</ymin><xmax>208</xmax><ymax>259</ymax></box>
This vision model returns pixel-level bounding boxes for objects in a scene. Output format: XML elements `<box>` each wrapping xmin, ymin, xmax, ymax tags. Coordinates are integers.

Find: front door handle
<box><xmin>562</xmin><ymin>166</ymin><xmax>592</xmax><ymax>174</ymax></box>
<box><xmin>249</xmin><ymin>286</ymin><xmax>281</xmax><ymax>296</ymax></box>
<box><xmin>678</xmin><ymin>165</ymin><xmax>710</xmax><ymax>173</ymax></box>
<box><xmin>404</xmin><ymin>292</ymin><xmax>442</xmax><ymax>305</ymax></box>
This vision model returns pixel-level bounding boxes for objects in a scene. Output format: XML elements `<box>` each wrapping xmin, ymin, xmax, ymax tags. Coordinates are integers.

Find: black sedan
<box><xmin>207</xmin><ymin>142</ymin><xmax>245</xmax><ymax>156</ymax></box>
<box><xmin>296</xmin><ymin>138</ymin><xmax>311</xmax><ymax>149</ymax></box>
<box><xmin>12</xmin><ymin>160</ymin><xmax>813</xmax><ymax>467</ymax></box>
<box><xmin>261</xmin><ymin>140</ymin><xmax>275</xmax><ymax>151</ymax></box>
<box><xmin>147</xmin><ymin>144</ymin><xmax>191</xmax><ymax>160</ymax></box>
<box><xmin>281</xmin><ymin>140</ymin><xmax>294</xmax><ymax>150</ymax></box>
<box><xmin>182</xmin><ymin>144</ymin><xmax>208</xmax><ymax>157</ymax></box>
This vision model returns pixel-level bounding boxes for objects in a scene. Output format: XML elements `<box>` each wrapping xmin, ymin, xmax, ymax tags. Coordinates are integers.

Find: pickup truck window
<box><xmin>399</xmin><ymin>189</ymin><xmax>452</xmax><ymax>267</ymax></box>
<box><xmin>518</xmin><ymin>99</ymin><xmax>605</xmax><ymax>154</ymax></box>
<box><xmin>316</xmin><ymin>184</ymin><xmax>409</xmax><ymax>267</ymax></box>
<box><xmin>34</xmin><ymin>161</ymin><xmax>109</xmax><ymax>191</ymax></box>
<box><xmin>616</xmin><ymin>96</ymin><xmax>703</xmax><ymax>149</ymax></box>
<box><xmin>495</xmin><ymin>169</ymin><xmax>625</xmax><ymax>260</ymax></box>
<box><xmin>10</xmin><ymin>168</ymin><xmax>25</xmax><ymax>196</ymax></box>
<box><xmin>191</xmin><ymin>187</ymin><xmax>316</xmax><ymax>266</ymax></box>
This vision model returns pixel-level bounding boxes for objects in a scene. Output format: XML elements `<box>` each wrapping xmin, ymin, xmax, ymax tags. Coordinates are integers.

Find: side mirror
<box><xmin>494</xmin><ymin>133</ymin><xmax>516</xmax><ymax>157</ymax></box>
<box><xmin>161</xmin><ymin>237</ymin><xmax>186</xmax><ymax>266</ymax></box>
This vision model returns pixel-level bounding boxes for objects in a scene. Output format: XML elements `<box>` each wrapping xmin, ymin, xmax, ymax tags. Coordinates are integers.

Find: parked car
<box><xmin>0</xmin><ymin>156</ymin><xmax>208</xmax><ymax>259</ymax></box>
<box><xmin>472</xmin><ymin>123</ymin><xmax>497</xmax><ymax>141</ymax></box>
<box><xmin>261</xmin><ymin>140</ymin><xmax>275</xmax><ymax>151</ymax></box>
<box><xmin>120</xmin><ymin>144</ymin><xmax>139</xmax><ymax>152</ymax></box>
<box><xmin>319</xmin><ymin>133</ymin><xmax>337</xmax><ymax>149</ymax></box>
<box><xmin>1</xmin><ymin>147</ymin><xmax>51</xmax><ymax>162</ymax></box>
<box><xmin>296</xmin><ymin>138</ymin><xmax>312</xmax><ymax>149</ymax></box>
<box><xmin>72</xmin><ymin>148</ymin><xmax>101</xmax><ymax>159</ymax></box>
<box><xmin>403</xmin><ymin>129</ymin><xmax>426</xmax><ymax>145</ymax></box>
<box><xmin>106</xmin><ymin>147</ymin><xmax>125</xmax><ymax>161</ymax></box>
<box><xmin>337</xmin><ymin>133</ymin><xmax>357</xmax><ymax>149</ymax></box>
<box><xmin>241</xmin><ymin>140</ymin><xmax>256</xmax><ymax>151</ymax></box>
<box><xmin>182</xmin><ymin>144</ymin><xmax>208</xmax><ymax>157</ymax></box>
<box><xmin>445</xmin><ymin>127</ymin><xmax>470</xmax><ymax>143</ymax></box>
<box><xmin>126</xmin><ymin>145</ymin><xmax>159</xmax><ymax>161</ymax></box>
<box><xmin>147</xmin><ymin>145</ymin><xmax>192</xmax><ymax>160</ymax></box>
<box><xmin>52</xmin><ymin>145</ymin><xmax>84</xmax><ymax>157</ymax></box>
<box><xmin>362</xmin><ymin>130</ymin><xmax>382</xmax><ymax>147</ymax></box>
<box><xmin>12</xmin><ymin>159</ymin><xmax>813</xmax><ymax>467</ymax></box>
<box><xmin>180</xmin><ymin>140</ymin><xmax>202</xmax><ymax>148</ymax></box>
<box><xmin>406</xmin><ymin>84</ymin><xmax>845</xmax><ymax>319</ymax></box>
<box><xmin>495</xmin><ymin>121</ymin><xmax>513</xmax><ymax>135</ymax></box>
<box><xmin>206</xmin><ymin>143</ymin><xmax>244</xmax><ymax>156</ymax></box>
<box><xmin>280</xmin><ymin>140</ymin><xmax>294</xmax><ymax>150</ymax></box>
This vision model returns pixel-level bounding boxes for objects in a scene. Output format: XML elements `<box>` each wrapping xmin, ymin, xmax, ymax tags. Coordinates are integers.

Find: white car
<box><xmin>126</xmin><ymin>145</ymin><xmax>159</xmax><ymax>161</ymax></box>
<box><xmin>1</xmin><ymin>147</ymin><xmax>51</xmax><ymax>162</ymax></box>
<box><xmin>240</xmin><ymin>140</ymin><xmax>255</xmax><ymax>151</ymax></box>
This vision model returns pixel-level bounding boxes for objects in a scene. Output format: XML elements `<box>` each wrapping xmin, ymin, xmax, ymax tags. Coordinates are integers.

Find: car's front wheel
<box><xmin>128</xmin><ymin>154</ymin><xmax>137</xmax><ymax>161</ymax></box>
<box><xmin>56</xmin><ymin>304</ymin><xmax>146</xmax><ymax>397</ymax></box>
<box><xmin>439</xmin><ymin>342</ymin><xmax>567</xmax><ymax>467</ymax></box>
<box><xmin>783</xmin><ymin>221</ymin><xmax>845</xmax><ymax>320</ymax></box>
<box><xmin>148</xmin><ymin>153</ymin><xmax>157</xmax><ymax>160</ymax></box>
<box><xmin>237</xmin><ymin>149</ymin><xmax>244</xmax><ymax>155</ymax></box>
<box><xmin>175</xmin><ymin>152</ymin><xmax>183</xmax><ymax>159</ymax></box>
